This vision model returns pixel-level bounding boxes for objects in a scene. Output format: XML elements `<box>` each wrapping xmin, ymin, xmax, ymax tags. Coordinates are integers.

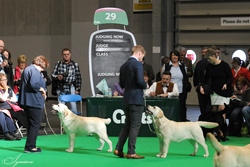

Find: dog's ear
<box><xmin>156</xmin><ymin>110</ymin><xmax>164</xmax><ymax>118</ymax></box>
<box><xmin>64</xmin><ymin>108</ymin><xmax>69</xmax><ymax>117</ymax></box>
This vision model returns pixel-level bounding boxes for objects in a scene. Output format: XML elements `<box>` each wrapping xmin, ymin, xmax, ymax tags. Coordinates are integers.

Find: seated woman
<box><xmin>112</xmin><ymin>82</ymin><xmax>124</xmax><ymax>96</ymax></box>
<box><xmin>228</xmin><ymin>76</ymin><xmax>250</xmax><ymax>136</ymax></box>
<box><xmin>0</xmin><ymin>112</ymin><xmax>21</xmax><ymax>140</ymax></box>
<box><xmin>231</xmin><ymin>57</ymin><xmax>250</xmax><ymax>86</ymax></box>
<box><xmin>0</xmin><ymin>73</ymin><xmax>27</xmax><ymax>133</ymax></box>
<box><xmin>0</xmin><ymin>73</ymin><xmax>22</xmax><ymax>140</ymax></box>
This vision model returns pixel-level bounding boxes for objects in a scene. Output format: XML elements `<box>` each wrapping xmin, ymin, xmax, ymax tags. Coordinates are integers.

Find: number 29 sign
<box><xmin>94</xmin><ymin>7</ymin><xmax>128</xmax><ymax>26</ymax></box>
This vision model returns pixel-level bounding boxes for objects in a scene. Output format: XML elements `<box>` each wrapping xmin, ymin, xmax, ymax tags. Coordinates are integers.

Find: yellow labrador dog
<box><xmin>207</xmin><ymin>133</ymin><xmax>250</xmax><ymax>167</ymax></box>
<box><xmin>52</xmin><ymin>103</ymin><xmax>112</xmax><ymax>153</ymax></box>
<box><xmin>146</xmin><ymin>105</ymin><xmax>218</xmax><ymax>158</ymax></box>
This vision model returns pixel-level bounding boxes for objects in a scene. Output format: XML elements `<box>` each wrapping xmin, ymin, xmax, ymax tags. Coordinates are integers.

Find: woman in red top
<box><xmin>13</xmin><ymin>55</ymin><xmax>27</xmax><ymax>94</ymax></box>
<box><xmin>231</xmin><ymin>57</ymin><xmax>250</xmax><ymax>86</ymax></box>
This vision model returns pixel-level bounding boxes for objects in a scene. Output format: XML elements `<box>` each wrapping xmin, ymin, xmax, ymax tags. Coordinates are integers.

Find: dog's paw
<box><xmin>97</xmin><ymin>148</ymin><xmax>102</xmax><ymax>151</ymax></box>
<box><xmin>66</xmin><ymin>149</ymin><xmax>73</xmax><ymax>153</ymax></box>
<box><xmin>156</xmin><ymin>154</ymin><xmax>161</xmax><ymax>157</ymax></box>
<box><xmin>203</xmin><ymin>154</ymin><xmax>209</xmax><ymax>157</ymax></box>
<box><xmin>107</xmin><ymin>149</ymin><xmax>112</xmax><ymax>152</ymax></box>
<box><xmin>190</xmin><ymin>153</ymin><xmax>196</xmax><ymax>156</ymax></box>
<box><xmin>160</xmin><ymin>155</ymin><xmax>166</xmax><ymax>158</ymax></box>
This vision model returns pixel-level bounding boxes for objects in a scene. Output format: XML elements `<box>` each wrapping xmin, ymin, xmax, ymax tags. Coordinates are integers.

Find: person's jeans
<box><xmin>242</xmin><ymin>106</ymin><xmax>250</xmax><ymax>133</ymax></box>
<box><xmin>57</xmin><ymin>84</ymin><xmax>77</xmax><ymax>114</ymax></box>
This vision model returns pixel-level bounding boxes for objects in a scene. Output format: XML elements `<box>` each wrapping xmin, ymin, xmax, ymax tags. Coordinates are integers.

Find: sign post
<box><xmin>89</xmin><ymin>8</ymin><xmax>137</xmax><ymax>96</ymax></box>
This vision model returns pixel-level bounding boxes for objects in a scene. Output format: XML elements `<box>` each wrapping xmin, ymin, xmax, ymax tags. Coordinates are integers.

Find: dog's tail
<box><xmin>207</xmin><ymin>133</ymin><xmax>224</xmax><ymax>153</ymax></box>
<box><xmin>102</xmin><ymin>118</ymin><xmax>111</xmax><ymax>125</ymax></box>
<box><xmin>197</xmin><ymin>121</ymin><xmax>219</xmax><ymax>128</ymax></box>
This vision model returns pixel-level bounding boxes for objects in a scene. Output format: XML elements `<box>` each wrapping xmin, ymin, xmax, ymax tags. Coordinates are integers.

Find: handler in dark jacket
<box><xmin>19</xmin><ymin>55</ymin><xmax>49</xmax><ymax>153</ymax></box>
<box><xmin>114</xmin><ymin>45</ymin><xmax>147</xmax><ymax>159</ymax></box>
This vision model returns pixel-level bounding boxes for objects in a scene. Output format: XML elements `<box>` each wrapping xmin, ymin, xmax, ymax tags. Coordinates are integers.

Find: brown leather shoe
<box><xmin>127</xmin><ymin>153</ymin><xmax>145</xmax><ymax>159</ymax></box>
<box><xmin>114</xmin><ymin>150</ymin><xmax>126</xmax><ymax>158</ymax></box>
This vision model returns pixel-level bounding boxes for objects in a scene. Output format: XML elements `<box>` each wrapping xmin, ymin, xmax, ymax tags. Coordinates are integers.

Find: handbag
<box><xmin>6</xmin><ymin>101</ymin><xmax>23</xmax><ymax>112</ymax></box>
<box><xmin>0</xmin><ymin>88</ymin><xmax>23</xmax><ymax>112</ymax></box>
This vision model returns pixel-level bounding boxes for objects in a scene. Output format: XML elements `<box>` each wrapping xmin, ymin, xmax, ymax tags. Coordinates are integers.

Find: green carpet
<box><xmin>0</xmin><ymin>134</ymin><xmax>249</xmax><ymax>167</ymax></box>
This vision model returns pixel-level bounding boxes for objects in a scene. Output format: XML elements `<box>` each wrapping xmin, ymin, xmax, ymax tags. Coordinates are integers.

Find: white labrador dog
<box><xmin>52</xmin><ymin>103</ymin><xmax>112</xmax><ymax>153</ymax></box>
<box><xmin>207</xmin><ymin>133</ymin><xmax>250</xmax><ymax>167</ymax></box>
<box><xmin>146</xmin><ymin>105</ymin><xmax>218</xmax><ymax>158</ymax></box>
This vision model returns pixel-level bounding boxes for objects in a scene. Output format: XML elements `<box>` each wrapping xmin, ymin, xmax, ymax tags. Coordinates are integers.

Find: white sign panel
<box><xmin>153</xmin><ymin>46</ymin><xmax>160</xmax><ymax>53</ymax></box>
<box><xmin>221</xmin><ymin>17</ymin><xmax>250</xmax><ymax>26</ymax></box>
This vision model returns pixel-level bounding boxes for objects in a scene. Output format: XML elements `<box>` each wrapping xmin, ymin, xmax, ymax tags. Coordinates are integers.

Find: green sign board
<box><xmin>94</xmin><ymin>7</ymin><xmax>128</xmax><ymax>26</ymax></box>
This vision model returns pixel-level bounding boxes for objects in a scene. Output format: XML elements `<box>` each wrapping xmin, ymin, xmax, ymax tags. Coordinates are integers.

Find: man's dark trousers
<box><xmin>115</xmin><ymin>105</ymin><xmax>144</xmax><ymax>154</ymax></box>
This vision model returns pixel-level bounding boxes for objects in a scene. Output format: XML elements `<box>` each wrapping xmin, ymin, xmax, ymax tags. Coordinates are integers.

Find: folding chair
<box><xmin>59</xmin><ymin>95</ymin><xmax>82</xmax><ymax>134</ymax></box>
<box><xmin>14</xmin><ymin>95</ymin><xmax>27</xmax><ymax>137</ymax></box>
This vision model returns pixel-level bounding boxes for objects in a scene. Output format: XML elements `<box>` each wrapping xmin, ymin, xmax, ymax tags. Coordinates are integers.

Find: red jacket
<box><xmin>231</xmin><ymin>67</ymin><xmax>250</xmax><ymax>86</ymax></box>
<box><xmin>14</xmin><ymin>65</ymin><xmax>27</xmax><ymax>93</ymax></box>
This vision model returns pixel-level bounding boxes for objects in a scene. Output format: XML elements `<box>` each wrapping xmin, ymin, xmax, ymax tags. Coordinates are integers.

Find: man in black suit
<box><xmin>114</xmin><ymin>45</ymin><xmax>147</xmax><ymax>159</ymax></box>
<box><xmin>193</xmin><ymin>46</ymin><xmax>212</xmax><ymax>114</ymax></box>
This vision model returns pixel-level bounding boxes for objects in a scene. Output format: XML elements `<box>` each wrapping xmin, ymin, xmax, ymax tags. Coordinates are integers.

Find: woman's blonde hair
<box><xmin>0</xmin><ymin>73</ymin><xmax>7</xmax><ymax>80</ymax></box>
<box><xmin>17</xmin><ymin>55</ymin><xmax>27</xmax><ymax>64</ymax></box>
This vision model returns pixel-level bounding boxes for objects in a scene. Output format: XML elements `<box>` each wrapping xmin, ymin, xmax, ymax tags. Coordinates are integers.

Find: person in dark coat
<box><xmin>1</xmin><ymin>49</ymin><xmax>14</xmax><ymax>89</ymax></box>
<box><xmin>18</xmin><ymin>55</ymin><xmax>49</xmax><ymax>153</ymax></box>
<box><xmin>193</xmin><ymin>46</ymin><xmax>212</xmax><ymax>114</ymax></box>
<box><xmin>114</xmin><ymin>45</ymin><xmax>147</xmax><ymax>159</ymax></box>
<box><xmin>142</xmin><ymin>57</ymin><xmax>155</xmax><ymax>81</ymax></box>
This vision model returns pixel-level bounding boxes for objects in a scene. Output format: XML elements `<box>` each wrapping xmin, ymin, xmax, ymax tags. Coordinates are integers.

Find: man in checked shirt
<box><xmin>51</xmin><ymin>48</ymin><xmax>82</xmax><ymax>114</ymax></box>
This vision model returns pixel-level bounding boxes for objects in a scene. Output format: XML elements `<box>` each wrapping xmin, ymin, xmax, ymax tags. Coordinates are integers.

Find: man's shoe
<box><xmin>114</xmin><ymin>150</ymin><xmax>126</xmax><ymax>158</ymax></box>
<box><xmin>11</xmin><ymin>133</ymin><xmax>22</xmax><ymax>140</ymax></box>
<box><xmin>127</xmin><ymin>153</ymin><xmax>145</xmax><ymax>159</ymax></box>
<box><xmin>24</xmin><ymin>147</ymin><xmax>42</xmax><ymax>153</ymax></box>
<box><xmin>4</xmin><ymin>132</ymin><xmax>16</xmax><ymax>141</ymax></box>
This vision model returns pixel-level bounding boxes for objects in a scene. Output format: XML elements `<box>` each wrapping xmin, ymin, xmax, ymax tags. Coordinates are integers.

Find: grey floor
<box><xmin>39</xmin><ymin>99</ymin><xmax>201</xmax><ymax>135</ymax></box>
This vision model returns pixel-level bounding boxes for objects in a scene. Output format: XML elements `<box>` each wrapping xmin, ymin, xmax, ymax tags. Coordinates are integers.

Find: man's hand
<box><xmin>162</xmin><ymin>93</ymin><xmax>168</xmax><ymax>97</ymax></box>
<box><xmin>222</xmin><ymin>84</ymin><xmax>227</xmax><ymax>90</ymax></box>
<box><xmin>58</xmin><ymin>75</ymin><xmax>63</xmax><ymax>80</ymax></box>
<box><xmin>200</xmin><ymin>86</ymin><xmax>205</xmax><ymax>94</ymax></box>
<box><xmin>150</xmin><ymin>92</ymin><xmax>156</xmax><ymax>97</ymax></box>
<box><xmin>1</xmin><ymin>59</ymin><xmax>8</xmax><ymax>67</ymax></box>
<box><xmin>75</xmin><ymin>91</ymin><xmax>80</xmax><ymax>95</ymax></box>
<box><xmin>113</xmin><ymin>91</ymin><xmax>118</xmax><ymax>96</ymax></box>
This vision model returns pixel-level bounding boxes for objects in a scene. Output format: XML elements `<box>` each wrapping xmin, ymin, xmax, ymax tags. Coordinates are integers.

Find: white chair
<box><xmin>59</xmin><ymin>95</ymin><xmax>82</xmax><ymax>134</ymax></box>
